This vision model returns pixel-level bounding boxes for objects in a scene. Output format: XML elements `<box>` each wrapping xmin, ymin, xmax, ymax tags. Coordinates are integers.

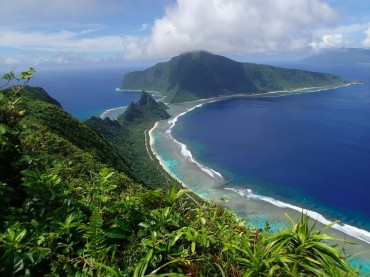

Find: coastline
<box><xmin>115</xmin><ymin>87</ymin><xmax>162</xmax><ymax>95</ymax></box>
<box><xmin>146</xmin><ymin>86</ymin><xmax>370</xmax><ymax>266</ymax></box>
<box><xmin>100</xmin><ymin>90</ymin><xmax>166</xmax><ymax>120</ymax></box>
<box><xmin>100</xmin><ymin>106</ymin><xmax>127</xmax><ymax>119</ymax></box>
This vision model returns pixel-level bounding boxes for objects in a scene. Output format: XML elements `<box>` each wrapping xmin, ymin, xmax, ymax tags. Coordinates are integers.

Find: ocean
<box><xmin>170</xmin><ymin>64</ymin><xmax>370</xmax><ymax>227</ymax></box>
<box><xmin>32</xmin><ymin>67</ymin><xmax>145</xmax><ymax>120</ymax></box>
<box><xmin>171</xmin><ymin>64</ymin><xmax>369</xmax><ymax>227</ymax></box>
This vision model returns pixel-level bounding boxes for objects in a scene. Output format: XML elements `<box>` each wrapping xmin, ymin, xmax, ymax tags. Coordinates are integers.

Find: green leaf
<box><xmin>95</xmin><ymin>262</ymin><xmax>120</xmax><ymax>277</ymax></box>
<box><xmin>115</xmin><ymin>218</ymin><xmax>130</xmax><ymax>231</ymax></box>
<box><xmin>21</xmin><ymin>169</ymin><xmax>39</xmax><ymax>179</ymax></box>
<box><xmin>15</xmin><ymin>229</ymin><xmax>27</xmax><ymax>242</ymax></box>
<box><xmin>2</xmin><ymin>72</ymin><xmax>15</xmax><ymax>80</ymax></box>
<box><xmin>19</xmin><ymin>68</ymin><xmax>35</xmax><ymax>80</ymax></box>
<box><xmin>0</xmin><ymin>124</ymin><xmax>7</xmax><ymax>135</ymax></box>
<box><xmin>191</xmin><ymin>241</ymin><xmax>196</xmax><ymax>253</ymax></box>
<box><xmin>105</xmin><ymin>227</ymin><xmax>129</xmax><ymax>239</ymax></box>
<box><xmin>149</xmin><ymin>257</ymin><xmax>185</xmax><ymax>275</ymax></box>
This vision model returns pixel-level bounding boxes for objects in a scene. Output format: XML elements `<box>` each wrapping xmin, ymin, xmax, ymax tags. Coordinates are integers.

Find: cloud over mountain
<box><xmin>2</xmin><ymin>0</ymin><xmax>370</xmax><ymax>67</ymax></box>
<box><xmin>121</xmin><ymin>0</ymin><xmax>338</xmax><ymax>59</ymax></box>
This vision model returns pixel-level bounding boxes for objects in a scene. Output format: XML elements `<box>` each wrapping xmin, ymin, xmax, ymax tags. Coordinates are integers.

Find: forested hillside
<box><xmin>86</xmin><ymin>92</ymin><xmax>173</xmax><ymax>188</ymax></box>
<box><xmin>0</xmin><ymin>71</ymin><xmax>363</xmax><ymax>276</ymax></box>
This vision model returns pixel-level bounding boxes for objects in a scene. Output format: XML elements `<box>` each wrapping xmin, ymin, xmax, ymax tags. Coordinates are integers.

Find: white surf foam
<box><xmin>167</xmin><ymin>103</ymin><xmax>205</xmax><ymax>132</ymax></box>
<box><xmin>165</xmin><ymin>103</ymin><xmax>224</xmax><ymax>181</ymax></box>
<box><xmin>225</xmin><ymin>187</ymin><xmax>370</xmax><ymax>245</ymax></box>
<box><xmin>100</xmin><ymin>106</ymin><xmax>126</xmax><ymax>119</ymax></box>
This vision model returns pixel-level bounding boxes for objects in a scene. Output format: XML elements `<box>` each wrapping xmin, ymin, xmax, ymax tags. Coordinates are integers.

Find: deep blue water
<box><xmin>172</xmin><ymin>64</ymin><xmax>370</xmax><ymax>232</ymax></box>
<box><xmin>32</xmin><ymin>67</ymin><xmax>144</xmax><ymax>120</ymax></box>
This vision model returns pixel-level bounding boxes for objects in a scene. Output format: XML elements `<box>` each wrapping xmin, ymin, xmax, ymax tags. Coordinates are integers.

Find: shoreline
<box><xmin>100</xmin><ymin>106</ymin><xmax>127</xmax><ymax>119</ymax></box>
<box><xmin>147</xmin><ymin>85</ymin><xmax>370</xmax><ymax>264</ymax></box>
<box><xmin>115</xmin><ymin>88</ymin><xmax>162</xmax><ymax>95</ymax></box>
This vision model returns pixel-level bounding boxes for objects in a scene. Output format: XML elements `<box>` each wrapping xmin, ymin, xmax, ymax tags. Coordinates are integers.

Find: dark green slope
<box><xmin>121</xmin><ymin>51</ymin><xmax>345</xmax><ymax>103</ymax></box>
<box><xmin>20</xmin><ymin>86</ymin><xmax>62</xmax><ymax>107</ymax></box>
<box><xmin>19</xmin><ymin>86</ymin><xmax>133</xmax><ymax>177</ymax></box>
<box><xmin>166</xmin><ymin>51</ymin><xmax>258</xmax><ymax>102</ymax></box>
<box><xmin>117</xmin><ymin>91</ymin><xmax>170</xmax><ymax>124</ymax></box>
<box><xmin>87</xmin><ymin>92</ymin><xmax>173</xmax><ymax>189</ymax></box>
<box><xmin>242</xmin><ymin>63</ymin><xmax>344</xmax><ymax>91</ymax></box>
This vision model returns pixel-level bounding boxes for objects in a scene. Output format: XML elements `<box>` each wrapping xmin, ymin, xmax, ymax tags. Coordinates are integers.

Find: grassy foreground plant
<box><xmin>262</xmin><ymin>213</ymin><xmax>359</xmax><ymax>276</ymax></box>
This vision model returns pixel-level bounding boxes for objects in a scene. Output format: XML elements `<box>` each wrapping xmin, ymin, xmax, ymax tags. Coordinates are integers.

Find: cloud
<box><xmin>0</xmin><ymin>29</ymin><xmax>124</xmax><ymax>52</ymax></box>
<box><xmin>4</xmin><ymin>0</ymin><xmax>368</xmax><ymax>67</ymax></box>
<box><xmin>120</xmin><ymin>0</ymin><xmax>338</xmax><ymax>59</ymax></box>
<box><xmin>362</xmin><ymin>27</ymin><xmax>370</xmax><ymax>47</ymax></box>
<box><xmin>310</xmin><ymin>34</ymin><xmax>352</xmax><ymax>50</ymax></box>
<box><xmin>50</xmin><ymin>52</ymin><xmax>90</xmax><ymax>64</ymax></box>
<box><xmin>308</xmin><ymin>22</ymin><xmax>370</xmax><ymax>51</ymax></box>
<box><xmin>2</xmin><ymin>56</ymin><xmax>22</xmax><ymax>66</ymax></box>
<box><xmin>138</xmin><ymin>24</ymin><xmax>150</xmax><ymax>32</ymax></box>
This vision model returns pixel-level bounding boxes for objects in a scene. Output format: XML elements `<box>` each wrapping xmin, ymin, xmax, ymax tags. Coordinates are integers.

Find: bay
<box><xmin>32</xmin><ymin>67</ymin><xmax>144</xmax><ymax>120</ymax></box>
<box><xmin>171</xmin><ymin>63</ymin><xmax>370</xmax><ymax>233</ymax></box>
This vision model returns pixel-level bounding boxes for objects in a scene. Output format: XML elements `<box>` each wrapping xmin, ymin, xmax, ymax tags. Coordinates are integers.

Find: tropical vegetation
<box><xmin>0</xmin><ymin>70</ymin><xmax>365</xmax><ymax>276</ymax></box>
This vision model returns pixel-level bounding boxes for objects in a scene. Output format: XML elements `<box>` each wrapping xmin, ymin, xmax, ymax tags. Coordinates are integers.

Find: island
<box><xmin>121</xmin><ymin>51</ymin><xmax>346</xmax><ymax>103</ymax></box>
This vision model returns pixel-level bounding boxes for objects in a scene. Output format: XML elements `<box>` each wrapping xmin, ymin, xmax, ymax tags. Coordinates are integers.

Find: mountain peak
<box><xmin>118</xmin><ymin>91</ymin><xmax>169</xmax><ymax>124</ymax></box>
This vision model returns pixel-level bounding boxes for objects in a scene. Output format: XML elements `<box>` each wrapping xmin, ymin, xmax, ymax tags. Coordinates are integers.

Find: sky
<box><xmin>1</xmin><ymin>0</ymin><xmax>370</xmax><ymax>69</ymax></box>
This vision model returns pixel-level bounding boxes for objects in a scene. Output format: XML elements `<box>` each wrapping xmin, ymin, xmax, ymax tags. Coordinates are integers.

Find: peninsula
<box><xmin>121</xmin><ymin>51</ymin><xmax>346</xmax><ymax>103</ymax></box>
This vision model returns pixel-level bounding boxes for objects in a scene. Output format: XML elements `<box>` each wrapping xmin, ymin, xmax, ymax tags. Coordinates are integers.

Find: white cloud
<box><xmin>0</xmin><ymin>29</ymin><xmax>124</xmax><ymax>52</ymax></box>
<box><xmin>50</xmin><ymin>52</ymin><xmax>90</xmax><ymax>64</ymax></box>
<box><xmin>2</xmin><ymin>56</ymin><xmax>21</xmax><ymax>66</ymax></box>
<box><xmin>310</xmin><ymin>34</ymin><xmax>352</xmax><ymax>50</ymax></box>
<box><xmin>4</xmin><ymin>0</ymin><xmax>369</xmax><ymax>66</ymax></box>
<box><xmin>362</xmin><ymin>27</ymin><xmax>370</xmax><ymax>47</ymax></box>
<box><xmin>138</xmin><ymin>24</ymin><xmax>150</xmax><ymax>32</ymax></box>
<box><xmin>120</xmin><ymin>0</ymin><xmax>338</xmax><ymax>59</ymax></box>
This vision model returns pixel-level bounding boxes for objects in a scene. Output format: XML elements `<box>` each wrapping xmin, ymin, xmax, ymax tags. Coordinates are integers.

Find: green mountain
<box><xmin>121</xmin><ymin>51</ymin><xmax>346</xmax><ymax>103</ymax></box>
<box><xmin>117</xmin><ymin>91</ymin><xmax>170</xmax><ymax>124</ymax></box>
<box><xmin>0</xmin><ymin>78</ymin><xmax>364</xmax><ymax>275</ymax></box>
<box><xmin>87</xmin><ymin>92</ymin><xmax>172</xmax><ymax>188</ymax></box>
<box><xmin>302</xmin><ymin>48</ymin><xmax>370</xmax><ymax>64</ymax></box>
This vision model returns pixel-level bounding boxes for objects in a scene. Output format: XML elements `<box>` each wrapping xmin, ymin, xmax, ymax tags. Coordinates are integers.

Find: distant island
<box><xmin>121</xmin><ymin>51</ymin><xmax>346</xmax><ymax>103</ymax></box>
<box><xmin>302</xmin><ymin>48</ymin><xmax>370</xmax><ymax>64</ymax></box>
